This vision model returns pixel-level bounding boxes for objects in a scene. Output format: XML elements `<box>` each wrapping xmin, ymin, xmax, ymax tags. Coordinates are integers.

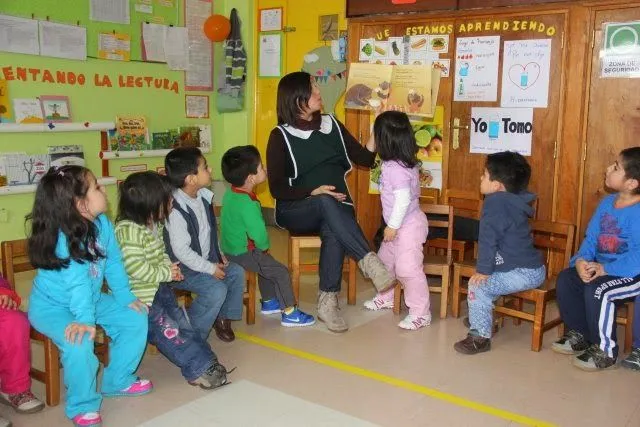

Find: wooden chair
<box><xmin>289</xmin><ymin>234</ymin><xmax>357</xmax><ymax>305</ymax></box>
<box><xmin>429</xmin><ymin>189</ymin><xmax>482</xmax><ymax>263</ymax></box>
<box><xmin>419</xmin><ymin>187</ymin><xmax>440</xmax><ymax>205</ymax></box>
<box><xmin>1</xmin><ymin>239</ymin><xmax>109</xmax><ymax>407</ymax></box>
<box><xmin>451</xmin><ymin>220</ymin><xmax>575</xmax><ymax>351</ymax></box>
<box><xmin>616</xmin><ymin>301</ymin><xmax>635</xmax><ymax>354</ymax></box>
<box><xmin>393</xmin><ymin>203</ymin><xmax>454</xmax><ymax>319</ymax></box>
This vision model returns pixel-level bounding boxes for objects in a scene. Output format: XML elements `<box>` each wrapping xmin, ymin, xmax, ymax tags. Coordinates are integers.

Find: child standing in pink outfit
<box><xmin>363</xmin><ymin>111</ymin><xmax>431</xmax><ymax>330</ymax></box>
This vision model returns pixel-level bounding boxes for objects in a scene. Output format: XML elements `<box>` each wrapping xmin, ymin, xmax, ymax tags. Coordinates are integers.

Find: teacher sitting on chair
<box><xmin>266</xmin><ymin>71</ymin><xmax>394</xmax><ymax>333</ymax></box>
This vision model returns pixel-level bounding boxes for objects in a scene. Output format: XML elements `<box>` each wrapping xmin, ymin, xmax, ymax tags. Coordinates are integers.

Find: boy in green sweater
<box><xmin>220</xmin><ymin>146</ymin><xmax>315</xmax><ymax>327</ymax></box>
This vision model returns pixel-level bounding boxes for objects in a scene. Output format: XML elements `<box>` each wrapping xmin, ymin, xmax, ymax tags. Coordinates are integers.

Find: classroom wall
<box><xmin>0</xmin><ymin>0</ymin><xmax>255</xmax><ymax>243</ymax></box>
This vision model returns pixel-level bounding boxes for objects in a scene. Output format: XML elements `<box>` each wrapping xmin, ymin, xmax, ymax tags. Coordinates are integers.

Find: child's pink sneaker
<box><xmin>103</xmin><ymin>378</ymin><xmax>153</xmax><ymax>398</ymax></box>
<box><xmin>72</xmin><ymin>412</ymin><xmax>102</xmax><ymax>427</ymax></box>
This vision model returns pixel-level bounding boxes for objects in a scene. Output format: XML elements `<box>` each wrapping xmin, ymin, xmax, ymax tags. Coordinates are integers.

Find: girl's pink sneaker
<box><xmin>103</xmin><ymin>378</ymin><xmax>153</xmax><ymax>398</ymax></box>
<box><xmin>72</xmin><ymin>412</ymin><xmax>102</xmax><ymax>427</ymax></box>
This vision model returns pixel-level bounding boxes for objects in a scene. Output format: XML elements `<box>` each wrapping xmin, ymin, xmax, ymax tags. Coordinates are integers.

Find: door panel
<box><xmin>448</xmin><ymin>13</ymin><xmax>565</xmax><ymax>221</ymax></box>
<box><xmin>580</xmin><ymin>7</ymin><xmax>640</xmax><ymax>241</ymax></box>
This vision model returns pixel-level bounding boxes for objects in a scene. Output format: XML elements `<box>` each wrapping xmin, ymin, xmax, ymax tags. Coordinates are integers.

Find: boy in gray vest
<box><xmin>164</xmin><ymin>147</ymin><xmax>245</xmax><ymax>343</ymax></box>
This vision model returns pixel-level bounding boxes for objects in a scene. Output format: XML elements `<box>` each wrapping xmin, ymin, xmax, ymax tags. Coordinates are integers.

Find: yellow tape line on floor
<box><xmin>236</xmin><ymin>332</ymin><xmax>555</xmax><ymax>427</ymax></box>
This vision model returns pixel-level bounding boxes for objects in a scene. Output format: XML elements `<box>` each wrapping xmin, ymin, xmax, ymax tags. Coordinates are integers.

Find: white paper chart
<box><xmin>501</xmin><ymin>39</ymin><xmax>552</xmax><ymax>108</ymax></box>
<box><xmin>454</xmin><ymin>36</ymin><xmax>500</xmax><ymax>102</ymax></box>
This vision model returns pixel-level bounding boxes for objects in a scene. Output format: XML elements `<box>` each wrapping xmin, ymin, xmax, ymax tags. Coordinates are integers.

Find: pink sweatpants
<box><xmin>0</xmin><ymin>309</ymin><xmax>31</xmax><ymax>394</ymax></box>
<box><xmin>377</xmin><ymin>213</ymin><xmax>430</xmax><ymax>317</ymax></box>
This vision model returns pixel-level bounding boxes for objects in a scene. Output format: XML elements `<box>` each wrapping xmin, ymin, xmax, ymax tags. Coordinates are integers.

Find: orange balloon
<box><xmin>203</xmin><ymin>14</ymin><xmax>231</xmax><ymax>42</ymax></box>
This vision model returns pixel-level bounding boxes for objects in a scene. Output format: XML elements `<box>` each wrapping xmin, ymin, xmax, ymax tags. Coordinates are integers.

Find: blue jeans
<box><xmin>172</xmin><ymin>262</ymin><xmax>245</xmax><ymax>340</ymax></box>
<box><xmin>28</xmin><ymin>293</ymin><xmax>147</xmax><ymax>419</ymax></box>
<box><xmin>468</xmin><ymin>266</ymin><xmax>546</xmax><ymax>338</ymax></box>
<box><xmin>276</xmin><ymin>195</ymin><xmax>371</xmax><ymax>292</ymax></box>
<box><xmin>148</xmin><ymin>284</ymin><xmax>216</xmax><ymax>382</ymax></box>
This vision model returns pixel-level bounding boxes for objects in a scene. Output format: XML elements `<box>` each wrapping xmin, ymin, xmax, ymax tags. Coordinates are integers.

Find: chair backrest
<box><xmin>421</xmin><ymin>203</ymin><xmax>454</xmax><ymax>264</ymax></box>
<box><xmin>419</xmin><ymin>187</ymin><xmax>440</xmax><ymax>205</ymax></box>
<box><xmin>529</xmin><ymin>220</ymin><xmax>576</xmax><ymax>280</ymax></box>
<box><xmin>1</xmin><ymin>239</ymin><xmax>33</xmax><ymax>291</ymax></box>
<box><xmin>444</xmin><ymin>188</ymin><xmax>483</xmax><ymax>219</ymax></box>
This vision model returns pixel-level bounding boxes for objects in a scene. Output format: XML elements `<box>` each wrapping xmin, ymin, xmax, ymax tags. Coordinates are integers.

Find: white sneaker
<box><xmin>398</xmin><ymin>314</ymin><xmax>431</xmax><ymax>330</ymax></box>
<box><xmin>363</xmin><ymin>296</ymin><xmax>393</xmax><ymax>311</ymax></box>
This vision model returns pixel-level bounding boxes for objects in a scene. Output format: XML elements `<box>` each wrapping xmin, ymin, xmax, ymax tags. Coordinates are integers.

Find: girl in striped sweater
<box><xmin>115</xmin><ymin>172</ymin><xmax>232</xmax><ymax>390</ymax></box>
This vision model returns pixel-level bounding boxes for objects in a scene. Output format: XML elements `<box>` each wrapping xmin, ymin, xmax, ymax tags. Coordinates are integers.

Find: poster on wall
<box><xmin>259</xmin><ymin>33</ymin><xmax>282</xmax><ymax>77</ymax></box>
<box><xmin>369</xmin><ymin>106</ymin><xmax>445</xmax><ymax>193</ymax></box>
<box><xmin>454</xmin><ymin>36</ymin><xmax>500</xmax><ymax>102</ymax></box>
<box><xmin>500</xmin><ymin>39</ymin><xmax>552</xmax><ymax>108</ymax></box>
<box><xmin>0</xmin><ymin>15</ymin><xmax>39</xmax><ymax>56</ymax></box>
<box><xmin>0</xmin><ymin>80</ymin><xmax>11</xmax><ymax>123</ymax></box>
<box><xmin>470</xmin><ymin>107</ymin><xmax>533</xmax><ymax>156</ymax></box>
<box><xmin>98</xmin><ymin>32</ymin><xmax>131</xmax><ymax>61</ymax></box>
<box><xmin>601</xmin><ymin>21</ymin><xmax>640</xmax><ymax>78</ymax></box>
<box><xmin>185</xmin><ymin>0</ymin><xmax>213</xmax><ymax>91</ymax></box>
<box><xmin>39</xmin><ymin>21</ymin><xmax>87</xmax><ymax>61</ymax></box>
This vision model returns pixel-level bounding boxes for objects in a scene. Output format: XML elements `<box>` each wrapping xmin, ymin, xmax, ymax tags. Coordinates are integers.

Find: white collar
<box><xmin>282</xmin><ymin>115</ymin><xmax>334</xmax><ymax>140</ymax></box>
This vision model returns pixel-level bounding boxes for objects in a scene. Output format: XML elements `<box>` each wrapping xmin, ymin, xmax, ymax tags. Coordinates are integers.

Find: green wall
<box><xmin>0</xmin><ymin>0</ymin><xmax>254</xmax><ymax>243</ymax></box>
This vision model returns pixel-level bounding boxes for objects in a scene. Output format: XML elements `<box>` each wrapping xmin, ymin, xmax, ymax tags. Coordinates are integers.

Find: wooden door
<box><xmin>448</xmin><ymin>13</ymin><xmax>566</xmax><ymax>221</ymax></box>
<box><xmin>354</xmin><ymin>19</ymin><xmax>456</xmax><ymax>242</ymax></box>
<box><xmin>579</xmin><ymin>6</ymin><xmax>640</xmax><ymax>240</ymax></box>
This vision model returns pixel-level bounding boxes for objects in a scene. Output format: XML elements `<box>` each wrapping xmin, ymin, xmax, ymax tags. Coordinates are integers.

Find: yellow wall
<box><xmin>254</xmin><ymin>0</ymin><xmax>347</xmax><ymax>207</ymax></box>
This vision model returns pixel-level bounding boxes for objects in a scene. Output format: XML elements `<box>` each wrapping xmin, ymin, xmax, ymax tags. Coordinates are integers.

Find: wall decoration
<box><xmin>0</xmin><ymin>79</ymin><xmax>11</xmax><ymax>123</ymax></box>
<box><xmin>259</xmin><ymin>7</ymin><xmax>283</xmax><ymax>32</ymax></box>
<box><xmin>454</xmin><ymin>36</ymin><xmax>500</xmax><ymax>102</ymax></box>
<box><xmin>601</xmin><ymin>21</ymin><xmax>640</xmax><ymax>78</ymax></box>
<box><xmin>500</xmin><ymin>39</ymin><xmax>552</xmax><ymax>108</ymax></box>
<box><xmin>319</xmin><ymin>14</ymin><xmax>339</xmax><ymax>41</ymax></box>
<box><xmin>302</xmin><ymin>46</ymin><xmax>347</xmax><ymax>113</ymax></box>
<box><xmin>39</xmin><ymin>95</ymin><xmax>71</xmax><ymax>122</ymax></box>
<box><xmin>185</xmin><ymin>95</ymin><xmax>209</xmax><ymax>118</ymax></box>
<box><xmin>470</xmin><ymin>107</ymin><xmax>533</xmax><ymax>156</ymax></box>
<box><xmin>13</xmin><ymin>98</ymin><xmax>44</xmax><ymax>124</ymax></box>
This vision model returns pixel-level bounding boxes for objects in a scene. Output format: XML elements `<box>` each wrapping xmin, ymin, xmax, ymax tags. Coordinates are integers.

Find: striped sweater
<box><xmin>115</xmin><ymin>220</ymin><xmax>172</xmax><ymax>305</ymax></box>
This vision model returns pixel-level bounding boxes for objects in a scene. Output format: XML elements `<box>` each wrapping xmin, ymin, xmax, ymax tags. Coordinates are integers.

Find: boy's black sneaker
<box><xmin>551</xmin><ymin>330</ymin><xmax>589</xmax><ymax>355</ymax></box>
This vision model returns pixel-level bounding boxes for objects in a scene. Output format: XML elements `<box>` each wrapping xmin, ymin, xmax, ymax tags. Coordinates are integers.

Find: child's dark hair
<box><xmin>26</xmin><ymin>166</ymin><xmax>104</xmax><ymax>270</ymax></box>
<box><xmin>164</xmin><ymin>147</ymin><xmax>204</xmax><ymax>188</ymax></box>
<box><xmin>620</xmin><ymin>147</ymin><xmax>640</xmax><ymax>194</ymax></box>
<box><xmin>117</xmin><ymin>171</ymin><xmax>174</xmax><ymax>225</ymax></box>
<box><xmin>485</xmin><ymin>151</ymin><xmax>531</xmax><ymax>194</ymax></box>
<box><xmin>374</xmin><ymin>111</ymin><xmax>418</xmax><ymax>168</ymax></box>
<box><xmin>221</xmin><ymin>145</ymin><xmax>261</xmax><ymax>187</ymax></box>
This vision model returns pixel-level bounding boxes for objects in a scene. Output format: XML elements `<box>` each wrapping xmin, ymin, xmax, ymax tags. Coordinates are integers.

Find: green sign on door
<box><xmin>604</xmin><ymin>21</ymin><xmax>640</xmax><ymax>56</ymax></box>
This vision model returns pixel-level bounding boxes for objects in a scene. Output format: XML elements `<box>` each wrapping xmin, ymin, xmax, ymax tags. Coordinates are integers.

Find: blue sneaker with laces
<box><xmin>281</xmin><ymin>308</ymin><xmax>316</xmax><ymax>327</ymax></box>
<box><xmin>260</xmin><ymin>299</ymin><xmax>281</xmax><ymax>315</ymax></box>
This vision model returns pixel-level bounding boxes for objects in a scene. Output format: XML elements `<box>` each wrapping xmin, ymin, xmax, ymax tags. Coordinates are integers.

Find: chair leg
<box><xmin>531</xmin><ymin>296</ymin><xmax>546</xmax><ymax>352</ymax></box>
<box><xmin>147</xmin><ymin>344</ymin><xmax>159</xmax><ymax>355</ymax></box>
<box><xmin>290</xmin><ymin>240</ymin><xmax>301</xmax><ymax>303</ymax></box>
<box><xmin>451</xmin><ymin>266</ymin><xmax>462</xmax><ymax>318</ymax></box>
<box><xmin>440</xmin><ymin>267</ymin><xmax>450</xmax><ymax>319</ymax></box>
<box><xmin>347</xmin><ymin>258</ymin><xmax>357</xmax><ymax>306</ymax></box>
<box><xmin>246</xmin><ymin>272</ymin><xmax>257</xmax><ymax>325</ymax></box>
<box><xmin>513</xmin><ymin>297</ymin><xmax>523</xmax><ymax>326</ymax></box>
<box><xmin>625</xmin><ymin>302</ymin><xmax>634</xmax><ymax>354</ymax></box>
<box><xmin>43</xmin><ymin>338</ymin><xmax>61</xmax><ymax>407</ymax></box>
<box><xmin>393</xmin><ymin>283</ymin><xmax>402</xmax><ymax>315</ymax></box>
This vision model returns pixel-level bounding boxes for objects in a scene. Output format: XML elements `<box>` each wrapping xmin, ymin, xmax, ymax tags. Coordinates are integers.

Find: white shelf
<box><xmin>0</xmin><ymin>122</ymin><xmax>115</xmax><ymax>133</ymax></box>
<box><xmin>100</xmin><ymin>146</ymin><xmax>210</xmax><ymax>160</ymax></box>
<box><xmin>0</xmin><ymin>177</ymin><xmax>117</xmax><ymax>196</ymax></box>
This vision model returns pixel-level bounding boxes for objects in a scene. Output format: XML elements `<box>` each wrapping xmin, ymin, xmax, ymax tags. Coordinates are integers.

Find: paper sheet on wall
<box><xmin>500</xmin><ymin>39</ymin><xmax>552</xmax><ymax>108</ymax></box>
<box><xmin>185</xmin><ymin>0</ymin><xmax>213</xmax><ymax>91</ymax></box>
<box><xmin>98</xmin><ymin>32</ymin><xmax>131</xmax><ymax>61</ymax></box>
<box><xmin>90</xmin><ymin>0</ymin><xmax>130</xmax><ymax>24</ymax></box>
<box><xmin>470</xmin><ymin>107</ymin><xmax>533</xmax><ymax>156</ymax></box>
<box><xmin>141</xmin><ymin>23</ymin><xmax>167</xmax><ymax>62</ymax></box>
<box><xmin>39</xmin><ymin>21</ymin><xmax>87</xmax><ymax>61</ymax></box>
<box><xmin>0</xmin><ymin>15</ymin><xmax>39</xmax><ymax>56</ymax></box>
<box><xmin>185</xmin><ymin>95</ymin><xmax>209</xmax><ymax>118</ymax></box>
<box><xmin>259</xmin><ymin>34</ymin><xmax>282</xmax><ymax>77</ymax></box>
<box><xmin>454</xmin><ymin>36</ymin><xmax>500</xmax><ymax>102</ymax></box>
<box><xmin>164</xmin><ymin>27</ymin><xmax>189</xmax><ymax>70</ymax></box>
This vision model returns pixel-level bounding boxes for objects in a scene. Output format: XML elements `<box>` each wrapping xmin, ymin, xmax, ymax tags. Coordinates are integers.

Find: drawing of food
<box><xmin>374</xmin><ymin>81</ymin><xmax>390</xmax><ymax>99</ymax></box>
<box><xmin>420</xmin><ymin>168</ymin><xmax>433</xmax><ymax>186</ymax></box>
<box><xmin>361</xmin><ymin>43</ymin><xmax>373</xmax><ymax>56</ymax></box>
<box><xmin>407</xmin><ymin>89</ymin><xmax>424</xmax><ymax>113</ymax></box>
<box><xmin>374</xmin><ymin>45</ymin><xmax>386</xmax><ymax>55</ymax></box>
<box><xmin>411</xmin><ymin>38</ymin><xmax>427</xmax><ymax>49</ymax></box>
<box><xmin>345</xmin><ymin>84</ymin><xmax>373</xmax><ymax>107</ymax></box>
<box><xmin>391</xmin><ymin>41</ymin><xmax>400</xmax><ymax>56</ymax></box>
<box><xmin>430</xmin><ymin>37</ymin><xmax>446</xmax><ymax>51</ymax></box>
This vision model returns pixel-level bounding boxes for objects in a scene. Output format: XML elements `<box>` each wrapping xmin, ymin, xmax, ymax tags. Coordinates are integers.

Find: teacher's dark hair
<box><xmin>277</xmin><ymin>71</ymin><xmax>313</xmax><ymax>126</ymax></box>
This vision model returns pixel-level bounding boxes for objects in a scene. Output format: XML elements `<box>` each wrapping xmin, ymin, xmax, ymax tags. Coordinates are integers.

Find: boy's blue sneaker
<box><xmin>260</xmin><ymin>299</ymin><xmax>281</xmax><ymax>315</ymax></box>
<box><xmin>281</xmin><ymin>308</ymin><xmax>316</xmax><ymax>327</ymax></box>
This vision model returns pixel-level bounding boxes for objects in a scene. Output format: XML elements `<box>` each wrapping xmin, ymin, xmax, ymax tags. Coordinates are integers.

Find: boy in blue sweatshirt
<box><xmin>454</xmin><ymin>152</ymin><xmax>546</xmax><ymax>355</ymax></box>
<box><xmin>552</xmin><ymin>147</ymin><xmax>640</xmax><ymax>371</ymax></box>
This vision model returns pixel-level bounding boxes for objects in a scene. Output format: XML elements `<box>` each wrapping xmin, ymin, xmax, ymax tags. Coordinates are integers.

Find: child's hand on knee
<box><xmin>469</xmin><ymin>273</ymin><xmax>489</xmax><ymax>286</ymax></box>
<box><xmin>213</xmin><ymin>263</ymin><xmax>226</xmax><ymax>280</ymax></box>
<box><xmin>0</xmin><ymin>295</ymin><xmax>17</xmax><ymax>310</ymax></box>
<box><xmin>65</xmin><ymin>323</ymin><xmax>96</xmax><ymax>344</ymax></box>
<box><xmin>129</xmin><ymin>299</ymin><xmax>149</xmax><ymax>313</ymax></box>
<box><xmin>576</xmin><ymin>259</ymin><xmax>596</xmax><ymax>282</ymax></box>
<box><xmin>585</xmin><ymin>262</ymin><xmax>606</xmax><ymax>282</ymax></box>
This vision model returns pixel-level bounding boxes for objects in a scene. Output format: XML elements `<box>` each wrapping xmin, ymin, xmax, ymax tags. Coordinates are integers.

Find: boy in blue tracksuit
<box><xmin>552</xmin><ymin>147</ymin><xmax>640</xmax><ymax>371</ymax></box>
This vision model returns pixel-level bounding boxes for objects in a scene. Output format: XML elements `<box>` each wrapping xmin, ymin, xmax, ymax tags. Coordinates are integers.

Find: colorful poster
<box><xmin>112</xmin><ymin>116</ymin><xmax>151</xmax><ymax>151</ymax></box>
<box><xmin>13</xmin><ymin>98</ymin><xmax>43</xmax><ymax>124</ymax></box>
<box><xmin>454</xmin><ymin>36</ymin><xmax>500</xmax><ymax>102</ymax></box>
<box><xmin>470</xmin><ymin>107</ymin><xmax>533</xmax><ymax>156</ymax></box>
<box><xmin>500</xmin><ymin>39</ymin><xmax>552</xmax><ymax>108</ymax></box>
<box><xmin>601</xmin><ymin>21</ymin><xmax>640</xmax><ymax>78</ymax></box>
<box><xmin>98</xmin><ymin>32</ymin><xmax>131</xmax><ymax>61</ymax></box>
<box><xmin>0</xmin><ymin>80</ymin><xmax>11</xmax><ymax>122</ymax></box>
<box><xmin>369</xmin><ymin>106</ymin><xmax>445</xmax><ymax>193</ymax></box>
